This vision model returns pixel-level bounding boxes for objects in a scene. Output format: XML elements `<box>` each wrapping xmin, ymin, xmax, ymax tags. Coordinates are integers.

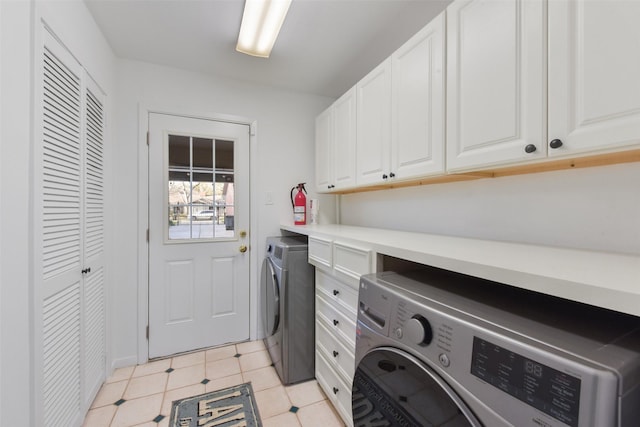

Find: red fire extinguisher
<box><xmin>290</xmin><ymin>183</ymin><xmax>307</xmax><ymax>225</ymax></box>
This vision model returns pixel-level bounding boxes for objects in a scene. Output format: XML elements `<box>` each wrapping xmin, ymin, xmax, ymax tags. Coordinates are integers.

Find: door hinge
<box><xmin>146</xmin><ymin>325</ymin><xmax>149</xmax><ymax>340</ymax></box>
<box><xmin>146</xmin><ymin>229</ymin><xmax>149</xmax><ymax>242</ymax></box>
<box><xmin>146</xmin><ymin>131</ymin><xmax>150</xmax><ymax>146</ymax></box>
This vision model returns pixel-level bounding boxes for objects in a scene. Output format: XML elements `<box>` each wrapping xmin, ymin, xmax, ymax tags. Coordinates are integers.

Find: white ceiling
<box><xmin>85</xmin><ymin>0</ymin><xmax>452</xmax><ymax>98</ymax></box>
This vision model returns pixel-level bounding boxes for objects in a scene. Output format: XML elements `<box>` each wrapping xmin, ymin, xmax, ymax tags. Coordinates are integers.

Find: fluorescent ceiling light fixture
<box><xmin>236</xmin><ymin>0</ymin><xmax>292</xmax><ymax>58</ymax></box>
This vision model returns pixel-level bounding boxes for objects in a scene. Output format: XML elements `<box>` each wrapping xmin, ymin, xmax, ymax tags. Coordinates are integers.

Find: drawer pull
<box><xmin>333</xmin><ymin>350</ymin><xmax>339</xmax><ymax>357</ymax></box>
<box><xmin>333</xmin><ymin>387</ymin><xmax>339</xmax><ymax>394</ymax></box>
<box><xmin>333</xmin><ymin>289</ymin><xmax>339</xmax><ymax>296</ymax></box>
<box><xmin>333</xmin><ymin>319</ymin><xmax>339</xmax><ymax>326</ymax></box>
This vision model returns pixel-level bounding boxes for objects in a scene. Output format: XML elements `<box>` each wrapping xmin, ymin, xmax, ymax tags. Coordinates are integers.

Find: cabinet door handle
<box><xmin>382</xmin><ymin>174</ymin><xmax>388</xmax><ymax>179</ymax></box>
<box><xmin>549</xmin><ymin>139</ymin><xmax>563</xmax><ymax>149</ymax></box>
<box><xmin>81</xmin><ymin>267</ymin><xmax>91</xmax><ymax>274</ymax></box>
<box><xmin>332</xmin><ymin>289</ymin><xmax>339</xmax><ymax>296</ymax></box>
<box><xmin>389</xmin><ymin>172</ymin><xmax>395</xmax><ymax>178</ymax></box>
<box><xmin>333</xmin><ymin>350</ymin><xmax>339</xmax><ymax>357</ymax></box>
<box><xmin>333</xmin><ymin>319</ymin><xmax>339</xmax><ymax>326</ymax></box>
<box><xmin>332</xmin><ymin>387</ymin><xmax>339</xmax><ymax>394</ymax></box>
<box><xmin>524</xmin><ymin>144</ymin><xmax>537</xmax><ymax>153</ymax></box>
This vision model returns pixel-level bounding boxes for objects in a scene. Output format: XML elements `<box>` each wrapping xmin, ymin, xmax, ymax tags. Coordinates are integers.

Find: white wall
<box><xmin>111</xmin><ymin>59</ymin><xmax>334</xmax><ymax>367</ymax></box>
<box><xmin>340</xmin><ymin>162</ymin><xmax>640</xmax><ymax>255</ymax></box>
<box><xmin>0</xmin><ymin>2</ymin><xmax>32</xmax><ymax>424</ymax></box>
<box><xmin>0</xmin><ymin>0</ymin><xmax>115</xmax><ymax>424</ymax></box>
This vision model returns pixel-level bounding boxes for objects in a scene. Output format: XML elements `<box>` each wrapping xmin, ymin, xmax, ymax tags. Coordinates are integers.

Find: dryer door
<box><xmin>261</xmin><ymin>257</ymin><xmax>280</xmax><ymax>337</ymax></box>
<box><xmin>352</xmin><ymin>347</ymin><xmax>481</xmax><ymax>427</ymax></box>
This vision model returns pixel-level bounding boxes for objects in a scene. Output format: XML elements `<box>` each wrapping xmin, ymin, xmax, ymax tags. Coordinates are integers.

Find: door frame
<box><xmin>137</xmin><ymin>106</ymin><xmax>259</xmax><ymax>364</ymax></box>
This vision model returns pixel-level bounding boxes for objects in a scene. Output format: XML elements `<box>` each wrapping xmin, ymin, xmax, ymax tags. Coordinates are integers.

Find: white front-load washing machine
<box><xmin>353</xmin><ymin>269</ymin><xmax>640</xmax><ymax>427</ymax></box>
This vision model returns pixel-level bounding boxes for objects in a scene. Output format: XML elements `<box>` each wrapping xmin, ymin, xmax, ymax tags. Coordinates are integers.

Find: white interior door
<box><xmin>36</xmin><ymin>27</ymin><xmax>107</xmax><ymax>426</ymax></box>
<box><xmin>148</xmin><ymin>113</ymin><xmax>250</xmax><ymax>358</ymax></box>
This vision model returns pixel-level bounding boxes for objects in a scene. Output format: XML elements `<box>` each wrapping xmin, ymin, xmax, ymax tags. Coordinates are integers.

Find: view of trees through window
<box><xmin>167</xmin><ymin>134</ymin><xmax>235</xmax><ymax>240</ymax></box>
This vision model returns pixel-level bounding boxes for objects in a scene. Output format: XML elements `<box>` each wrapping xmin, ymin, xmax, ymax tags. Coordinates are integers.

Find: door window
<box><xmin>352</xmin><ymin>348</ymin><xmax>478</xmax><ymax>426</ymax></box>
<box><xmin>167</xmin><ymin>134</ymin><xmax>235</xmax><ymax>240</ymax></box>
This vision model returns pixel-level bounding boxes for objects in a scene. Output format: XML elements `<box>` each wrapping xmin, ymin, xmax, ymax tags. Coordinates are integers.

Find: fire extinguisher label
<box><xmin>294</xmin><ymin>206</ymin><xmax>305</xmax><ymax>222</ymax></box>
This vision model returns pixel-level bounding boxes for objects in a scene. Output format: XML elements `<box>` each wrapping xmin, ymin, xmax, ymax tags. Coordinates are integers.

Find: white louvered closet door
<box><xmin>82</xmin><ymin>75</ymin><xmax>106</xmax><ymax>410</ymax></box>
<box><xmin>36</xmin><ymin>28</ymin><xmax>106</xmax><ymax>427</ymax></box>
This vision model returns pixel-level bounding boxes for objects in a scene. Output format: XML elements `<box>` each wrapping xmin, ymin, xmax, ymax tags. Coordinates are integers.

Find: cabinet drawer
<box><xmin>316</xmin><ymin>351</ymin><xmax>353</xmax><ymax>427</ymax></box>
<box><xmin>309</xmin><ymin>236</ymin><xmax>332</xmax><ymax>271</ymax></box>
<box><xmin>316</xmin><ymin>271</ymin><xmax>358</xmax><ymax>317</ymax></box>
<box><xmin>316</xmin><ymin>319</ymin><xmax>355</xmax><ymax>381</ymax></box>
<box><xmin>316</xmin><ymin>292</ymin><xmax>356</xmax><ymax>346</ymax></box>
<box><xmin>333</xmin><ymin>242</ymin><xmax>372</xmax><ymax>289</ymax></box>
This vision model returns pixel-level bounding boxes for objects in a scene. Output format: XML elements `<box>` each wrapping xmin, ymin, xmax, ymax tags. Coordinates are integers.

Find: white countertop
<box><xmin>281</xmin><ymin>223</ymin><xmax>640</xmax><ymax>318</ymax></box>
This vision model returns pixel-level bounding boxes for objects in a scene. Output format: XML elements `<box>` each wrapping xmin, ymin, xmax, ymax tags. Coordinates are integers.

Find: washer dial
<box><xmin>405</xmin><ymin>315</ymin><xmax>433</xmax><ymax>346</ymax></box>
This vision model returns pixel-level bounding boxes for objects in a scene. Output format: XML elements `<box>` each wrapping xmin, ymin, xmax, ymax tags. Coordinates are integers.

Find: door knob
<box><xmin>239</xmin><ymin>245</ymin><xmax>248</xmax><ymax>253</ymax></box>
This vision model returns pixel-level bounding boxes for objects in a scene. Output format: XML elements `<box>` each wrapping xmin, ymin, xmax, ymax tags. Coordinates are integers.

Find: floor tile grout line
<box><xmin>91</xmin><ymin>341</ymin><xmax>343</xmax><ymax>426</ymax></box>
<box><xmin>92</xmin><ymin>378</ymin><xmax>333</xmax><ymax>426</ymax></box>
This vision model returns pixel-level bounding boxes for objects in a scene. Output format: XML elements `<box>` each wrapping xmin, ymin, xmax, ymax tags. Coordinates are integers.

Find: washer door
<box><xmin>352</xmin><ymin>347</ymin><xmax>481</xmax><ymax>427</ymax></box>
<box><xmin>261</xmin><ymin>257</ymin><xmax>279</xmax><ymax>337</ymax></box>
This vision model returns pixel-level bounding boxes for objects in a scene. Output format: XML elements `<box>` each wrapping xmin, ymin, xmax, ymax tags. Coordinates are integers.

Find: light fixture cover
<box><xmin>236</xmin><ymin>0</ymin><xmax>292</xmax><ymax>58</ymax></box>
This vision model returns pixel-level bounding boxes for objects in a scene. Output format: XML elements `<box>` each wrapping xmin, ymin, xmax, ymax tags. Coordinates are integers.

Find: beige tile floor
<box><xmin>83</xmin><ymin>340</ymin><xmax>346</xmax><ymax>427</ymax></box>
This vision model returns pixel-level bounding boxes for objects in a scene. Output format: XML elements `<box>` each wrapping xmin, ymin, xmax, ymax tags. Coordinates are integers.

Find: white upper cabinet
<box><xmin>446</xmin><ymin>0</ymin><xmax>546</xmax><ymax>172</ymax></box>
<box><xmin>315</xmin><ymin>88</ymin><xmax>357</xmax><ymax>193</ymax></box>
<box><xmin>315</xmin><ymin>107</ymin><xmax>332</xmax><ymax>193</ymax></box>
<box><xmin>356</xmin><ymin>58</ymin><xmax>392</xmax><ymax>186</ymax></box>
<box><xmin>548</xmin><ymin>0</ymin><xmax>640</xmax><ymax>157</ymax></box>
<box><xmin>391</xmin><ymin>12</ymin><xmax>446</xmax><ymax>180</ymax></box>
<box><xmin>356</xmin><ymin>13</ymin><xmax>446</xmax><ymax>187</ymax></box>
<box><xmin>332</xmin><ymin>87</ymin><xmax>358</xmax><ymax>190</ymax></box>
<box><xmin>317</xmin><ymin>0</ymin><xmax>640</xmax><ymax>192</ymax></box>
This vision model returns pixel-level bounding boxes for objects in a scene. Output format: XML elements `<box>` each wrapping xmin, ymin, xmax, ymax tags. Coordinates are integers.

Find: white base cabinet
<box><xmin>308</xmin><ymin>237</ymin><xmax>373</xmax><ymax>426</ymax></box>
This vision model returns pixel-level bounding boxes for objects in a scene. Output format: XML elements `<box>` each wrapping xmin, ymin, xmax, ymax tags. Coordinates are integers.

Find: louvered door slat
<box><xmin>84</xmin><ymin>267</ymin><xmax>105</xmax><ymax>397</ymax></box>
<box><xmin>43</xmin><ymin>283</ymin><xmax>81</xmax><ymax>427</ymax></box>
<box><xmin>42</xmin><ymin>45</ymin><xmax>81</xmax><ymax>281</ymax></box>
<box><xmin>84</xmin><ymin>88</ymin><xmax>104</xmax><ymax>262</ymax></box>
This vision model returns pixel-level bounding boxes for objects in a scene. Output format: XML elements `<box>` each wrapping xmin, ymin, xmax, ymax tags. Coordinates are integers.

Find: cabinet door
<box><xmin>332</xmin><ymin>87</ymin><xmax>357</xmax><ymax>189</ymax></box>
<box><xmin>548</xmin><ymin>0</ymin><xmax>640</xmax><ymax>156</ymax></box>
<box><xmin>446</xmin><ymin>0</ymin><xmax>545</xmax><ymax>171</ymax></box>
<box><xmin>392</xmin><ymin>13</ymin><xmax>445</xmax><ymax>179</ymax></box>
<box><xmin>315</xmin><ymin>107</ymin><xmax>333</xmax><ymax>193</ymax></box>
<box><xmin>356</xmin><ymin>58</ymin><xmax>391</xmax><ymax>186</ymax></box>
